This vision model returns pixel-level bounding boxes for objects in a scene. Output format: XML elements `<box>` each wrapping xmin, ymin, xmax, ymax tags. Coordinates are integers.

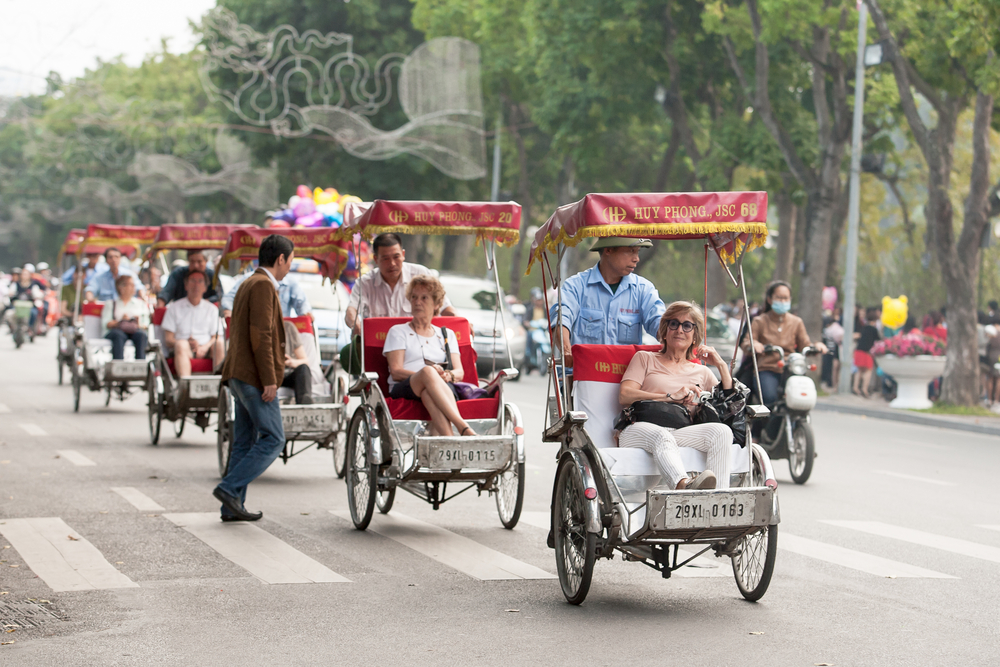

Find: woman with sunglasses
<box><xmin>617</xmin><ymin>302</ymin><xmax>734</xmax><ymax>490</ymax></box>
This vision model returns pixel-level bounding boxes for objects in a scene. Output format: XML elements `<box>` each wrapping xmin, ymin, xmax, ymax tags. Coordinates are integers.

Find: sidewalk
<box><xmin>815</xmin><ymin>392</ymin><xmax>1000</xmax><ymax>437</ymax></box>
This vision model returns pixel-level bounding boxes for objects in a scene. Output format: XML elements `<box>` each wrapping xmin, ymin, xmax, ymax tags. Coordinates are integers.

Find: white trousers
<box><xmin>618</xmin><ymin>422</ymin><xmax>732</xmax><ymax>489</ymax></box>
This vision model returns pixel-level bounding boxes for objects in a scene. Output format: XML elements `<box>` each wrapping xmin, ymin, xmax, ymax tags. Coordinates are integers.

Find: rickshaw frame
<box><xmin>528</xmin><ymin>191</ymin><xmax>781</xmax><ymax>604</ymax></box>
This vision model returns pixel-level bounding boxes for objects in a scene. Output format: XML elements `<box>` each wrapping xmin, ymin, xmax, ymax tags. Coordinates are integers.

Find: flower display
<box><xmin>871</xmin><ymin>330</ymin><xmax>946</xmax><ymax>357</ymax></box>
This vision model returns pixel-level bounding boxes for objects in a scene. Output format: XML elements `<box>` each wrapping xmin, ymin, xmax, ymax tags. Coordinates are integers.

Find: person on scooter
<box><xmin>741</xmin><ymin>280</ymin><xmax>827</xmax><ymax>410</ymax></box>
<box><xmin>10</xmin><ymin>266</ymin><xmax>45</xmax><ymax>331</ymax></box>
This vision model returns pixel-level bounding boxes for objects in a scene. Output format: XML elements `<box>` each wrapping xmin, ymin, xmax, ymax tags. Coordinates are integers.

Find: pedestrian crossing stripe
<box><xmin>332</xmin><ymin>511</ymin><xmax>555</xmax><ymax>581</ymax></box>
<box><xmin>822</xmin><ymin>520</ymin><xmax>1000</xmax><ymax>564</ymax></box>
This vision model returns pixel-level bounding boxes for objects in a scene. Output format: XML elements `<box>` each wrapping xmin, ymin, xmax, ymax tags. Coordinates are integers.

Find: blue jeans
<box><xmin>754</xmin><ymin>370</ymin><xmax>782</xmax><ymax>407</ymax></box>
<box><xmin>105</xmin><ymin>328</ymin><xmax>147</xmax><ymax>360</ymax></box>
<box><xmin>218</xmin><ymin>378</ymin><xmax>285</xmax><ymax>516</ymax></box>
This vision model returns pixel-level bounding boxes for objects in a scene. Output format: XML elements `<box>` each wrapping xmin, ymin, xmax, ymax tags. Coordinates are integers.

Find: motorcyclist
<box><xmin>10</xmin><ymin>266</ymin><xmax>45</xmax><ymax>331</ymax></box>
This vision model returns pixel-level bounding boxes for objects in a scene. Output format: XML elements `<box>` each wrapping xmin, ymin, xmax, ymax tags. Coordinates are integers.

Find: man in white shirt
<box><xmin>345</xmin><ymin>233</ymin><xmax>456</xmax><ymax>331</ymax></box>
<box><xmin>162</xmin><ymin>270</ymin><xmax>223</xmax><ymax>377</ymax></box>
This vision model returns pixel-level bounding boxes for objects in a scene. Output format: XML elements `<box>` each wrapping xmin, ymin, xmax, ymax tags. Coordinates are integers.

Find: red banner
<box><xmin>220</xmin><ymin>227</ymin><xmax>351</xmax><ymax>283</ymax></box>
<box><xmin>145</xmin><ymin>224</ymin><xmax>258</xmax><ymax>260</ymax></box>
<box><xmin>76</xmin><ymin>224</ymin><xmax>160</xmax><ymax>258</ymax></box>
<box><xmin>527</xmin><ymin>191</ymin><xmax>769</xmax><ymax>271</ymax></box>
<box><xmin>346</xmin><ymin>200</ymin><xmax>522</xmax><ymax>246</ymax></box>
<box><xmin>58</xmin><ymin>229</ymin><xmax>87</xmax><ymax>260</ymax></box>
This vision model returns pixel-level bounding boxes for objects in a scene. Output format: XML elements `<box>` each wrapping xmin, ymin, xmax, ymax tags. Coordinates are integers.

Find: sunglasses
<box><xmin>667</xmin><ymin>319</ymin><xmax>695</xmax><ymax>333</ymax></box>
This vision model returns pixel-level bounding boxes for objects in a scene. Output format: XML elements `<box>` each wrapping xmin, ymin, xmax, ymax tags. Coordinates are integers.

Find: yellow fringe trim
<box><xmin>358</xmin><ymin>224</ymin><xmax>520</xmax><ymax>248</ymax></box>
<box><xmin>75</xmin><ymin>239</ymin><xmax>145</xmax><ymax>258</ymax></box>
<box><xmin>524</xmin><ymin>222</ymin><xmax>768</xmax><ymax>274</ymax></box>
<box><xmin>220</xmin><ymin>243</ymin><xmax>348</xmax><ymax>268</ymax></box>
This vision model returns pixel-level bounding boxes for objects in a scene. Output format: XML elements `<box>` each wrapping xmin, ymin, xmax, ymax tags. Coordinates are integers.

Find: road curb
<box><xmin>815</xmin><ymin>400</ymin><xmax>1000</xmax><ymax>437</ymax></box>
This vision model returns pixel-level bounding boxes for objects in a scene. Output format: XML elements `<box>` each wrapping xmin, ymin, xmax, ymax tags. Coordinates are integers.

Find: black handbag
<box><xmin>695</xmin><ymin>381</ymin><xmax>750</xmax><ymax>447</ymax></box>
<box><xmin>613</xmin><ymin>400</ymin><xmax>692</xmax><ymax>432</ymax></box>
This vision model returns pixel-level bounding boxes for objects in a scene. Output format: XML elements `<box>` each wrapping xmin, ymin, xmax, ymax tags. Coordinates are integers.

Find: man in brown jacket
<box><xmin>213</xmin><ymin>235</ymin><xmax>294</xmax><ymax>521</ymax></box>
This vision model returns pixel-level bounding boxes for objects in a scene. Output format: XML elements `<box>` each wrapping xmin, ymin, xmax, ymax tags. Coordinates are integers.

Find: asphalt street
<box><xmin>1</xmin><ymin>332</ymin><xmax>998</xmax><ymax>666</ymax></box>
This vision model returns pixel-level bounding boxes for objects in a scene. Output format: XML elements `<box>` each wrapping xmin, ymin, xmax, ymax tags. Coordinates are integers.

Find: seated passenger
<box><xmin>101</xmin><ymin>275</ymin><xmax>149</xmax><ymax>360</ymax></box>
<box><xmin>85</xmin><ymin>248</ymin><xmax>138</xmax><ymax>302</ymax></box>
<box><xmin>617</xmin><ymin>302</ymin><xmax>734</xmax><ymax>490</ymax></box>
<box><xmin>383</xmin><ymin>275</ymin><xmax>474</xmax><ymax>437</ymax></box>
<box><xmin>161</xmin><ymin>270</ymin><xmax>224</xmax><ymax>377</ymax></box>
<box><xmin>281</xmin><ymin>319</ymin><xmax>313</xmax><ymax>404</ymax></box>
<box><xmin>157</xmin><ymin>249</ymin><xmax>218</xmax><ymax>308</ymax></box>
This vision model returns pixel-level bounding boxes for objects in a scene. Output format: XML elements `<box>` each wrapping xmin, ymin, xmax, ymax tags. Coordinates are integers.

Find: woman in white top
<box><xmin>617</xmin><ymin>302</ymin><xmax>734</xmax><ymax>490</ymax></box>
<box><xmin>101</xmin><ymin>275</ymin><xmax>150</xmax><ymax>360</ymax></box>
<box><xmin>383</xmin><ymin>275</ymin><xmax>474</xmax><ymax>437</ymax></box>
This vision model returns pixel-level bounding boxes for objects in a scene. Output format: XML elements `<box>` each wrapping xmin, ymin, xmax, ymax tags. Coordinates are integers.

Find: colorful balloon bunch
<box><xmin>268</xmin><ymin>185</ymin><xmax>364</xmax><ymax>229</ymax></box>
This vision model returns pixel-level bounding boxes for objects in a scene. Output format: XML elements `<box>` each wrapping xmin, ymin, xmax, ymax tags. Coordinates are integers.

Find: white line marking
<box><xmin>0</xmin><ymin>518</ymin><xmax>137</xmax><ymax>592</ymax></box>
<box><xmin>0</xmin><ymin>403</ymin><xmax>10</xmax><ymax>413</ymax></box>
<box><xmin>57</xmin><ymin>450</ymin><xmax>96</xmax><ymax>467</ymax></box>
<box><xmin>518</xmin><ymin>511</ymin><xmax>549</xmax><ymax>531</ymax></box>
<box><xmin>111</xmin><ymin>487</ymin><xmax>164</xmax><ymax>512</ymax></box>
<box><xmin>822</xmin><ymin>520</ymin><xmax>1000</xmax><ymax>564</ymax></box>
<box><xmin>976</xmin><ymin>525</ymin><xmax>1000</xmax><ymax>532</ymax></box>
<box><xmin>18</xmin><ymin>423</ymin><xmax>46</xmax><ymax>436</ymax></box>
<box><xmin>333</xmin><ymin>511</ymin><xmax>555</xmax><ymax>580</ymax></box>
<box><xmin>780</xmin><ymin>533</ymin><xmax>955</xmax><ymax>579</ymax></box>
<box><xmin>164</xmin><ymin>513</ymin><xmax>349</xmax><ymax>584</ymax></box>
<box><xmin>873</xmin><ymin>470</ymin><xmax>955</xmax><ymax>486</ymax></box>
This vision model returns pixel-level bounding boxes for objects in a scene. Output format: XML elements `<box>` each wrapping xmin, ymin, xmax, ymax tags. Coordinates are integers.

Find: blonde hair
<box><xmin>406</xmin><ymin>274</ymin><xmax>446</xmax><ymax>315</ymax></box>
<box><xmin>657</xmin><ymin>301</ymin><xmax>705</xmax><ymax>360</ymax></box>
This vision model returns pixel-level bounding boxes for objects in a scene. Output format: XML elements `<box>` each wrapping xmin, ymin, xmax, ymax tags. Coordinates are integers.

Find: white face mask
<box><xmin>771</xmin><ymin>300</ymin><xmax>791</xmax><ymax>315</ymax></box>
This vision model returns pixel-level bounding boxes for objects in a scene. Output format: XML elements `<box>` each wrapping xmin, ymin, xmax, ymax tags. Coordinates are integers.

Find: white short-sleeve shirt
<box><xmin>161</xmin><ymin>298</ymin><xmax>220</xmax><ymax>344</ymax></box>
<box><xmin>382</xmin><ymin>323</ymin><xmax>459</xmax><ymax>387</ymax></box>
<box><xmin>348</xmin><ymin>263</ymin><xmax>453</xmax><ymax>318</ymax></box>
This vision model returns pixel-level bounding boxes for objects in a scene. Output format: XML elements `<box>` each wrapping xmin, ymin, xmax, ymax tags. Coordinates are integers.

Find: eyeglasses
<box><xmin>667</xmin><ymin>319</ymin><xmax>695</xmax><ymax>333</ymax></box>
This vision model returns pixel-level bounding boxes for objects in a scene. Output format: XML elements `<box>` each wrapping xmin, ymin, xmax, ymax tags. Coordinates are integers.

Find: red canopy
<box><xmin>58</xmin><ymin>229</ymin><xmax>87</xmax><ymax>261</ymax></box>
<box><xmin>344</xmin><ymin>200</ymin><xmax>521</xmax><ymax>246</ymax></box>
<box><xmin>145</xmin><ymin>224</ymin><xmax>258</xmax><ymax>260</ymax></box>
<box><xmin>75</xmin><ymin>224</ymin><xmax>160</xmax><ymax>259</ymax></box>
<box><xmin>527</xmin><ymin>191</ymin><xmax>769</xmax><ymax>272</ymax></box>
<box><xmin>220</xmin><ymin>227</ymin><xmax>351</xmax><ymax>283</ymax></box>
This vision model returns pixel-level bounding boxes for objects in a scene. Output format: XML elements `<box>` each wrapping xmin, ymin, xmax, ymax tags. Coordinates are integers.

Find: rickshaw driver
<box><xmin>220</xmin><ymin>266</ymin><xmax>312</xmax><ymax>321</ymax></box>
<box><xmin>161</xmin><ymin>270</ymin><xmax>225</xmax><ymax>377</ymax></box>
<box><xmin>344</xmin><ymin>233</ymin><xmax>456</xmax><ymax>332</ymax></box>
<box><xmin>156</xmin><ymin>249</ymin><xmax>219</xmax><ymax>307</ymax></box>
<box><xmin>84</xmin><ymin>248</ymin><xmax>139</xmax><ymax>303</ymax></box>
<box><xmin>551</xmin><ymin>237</ymin><xmax>665</xmax><ymax>368</ymax></box>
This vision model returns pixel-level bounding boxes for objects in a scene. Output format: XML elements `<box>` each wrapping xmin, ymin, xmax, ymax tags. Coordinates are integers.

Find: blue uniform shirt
<box><xmin>85</xmin><ymin>267</ymin><xmax>137</xmax><ymax>302</ymax></box>
<box><xmin>221</xmin><ymin>271</ymin><xmax>312</xmax><ymax>317</ymax></box>
<box><xmin>550</xmin><ymin>263</ymin><xmax>665</xmax><ymax>346</ymax></box>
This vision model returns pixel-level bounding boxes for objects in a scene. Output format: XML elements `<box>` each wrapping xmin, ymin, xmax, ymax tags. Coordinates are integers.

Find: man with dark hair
<box><xmin>161</xmin><ymin>270</ymin><xmax>223</xmax><ymax>377</ymax></box>
<box><xmin>345</xmin><ymin>232</ymin><xmax>456</xmax><ymax>329</ymax></box>
<box><xmin>85</xmin><ymin>247</ymin><xmax>138</xmax><ymax>302</ymax></box>
<box><xmin>214</xmin><ymin>234</ymin><xmax>294</xmax><ymax>522</ymax></box>
<box><xmin>157</xmin><ymin>249</ymin><xmax>218</xmax><ymax>307</ymax></box>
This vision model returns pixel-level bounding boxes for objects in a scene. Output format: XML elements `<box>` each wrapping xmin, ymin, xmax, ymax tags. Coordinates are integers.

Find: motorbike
<box><xmin>521</xmin><ymin>318</ymin><xmax>551</xmax><ymax>376</ymax></box>
<box><xmin>8</xmin><ymin>299</ymin><xmax>35</xmax><ymax>348</ymax></box>
<box><xmin>756</xmin><ymin>345</ymin><xmax>819</xmax><ymax>484</ymax></box>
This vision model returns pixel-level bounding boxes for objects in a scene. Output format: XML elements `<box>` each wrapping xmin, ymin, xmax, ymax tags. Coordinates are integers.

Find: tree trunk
<box><xmin>772</xmin><ymin>189</ymin><xmax>798</xmax><ymax>282</ymax></box>
<box><xmin>826</xmin><ymin>182</ymin><xmax>850</xmax><ymax>286</ymax></box>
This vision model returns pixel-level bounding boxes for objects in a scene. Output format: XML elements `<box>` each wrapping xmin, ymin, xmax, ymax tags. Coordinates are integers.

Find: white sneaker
<box><xmin>688</xmin><ymin>470</ymin><xmax>717</xmax><ymax>490</ymax></box>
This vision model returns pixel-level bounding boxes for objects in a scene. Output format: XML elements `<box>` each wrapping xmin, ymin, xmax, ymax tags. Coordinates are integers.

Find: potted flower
<box><xmin>871</xmin><ymin>332</ymin><xmax>946</xmax><ymax>409</ymax></box>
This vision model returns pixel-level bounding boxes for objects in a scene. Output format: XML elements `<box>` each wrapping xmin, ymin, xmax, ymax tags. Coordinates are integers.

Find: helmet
<box><xmin>37</xmin><ymin>262</ymin><xmax>49</xmax><ymax>271</ymax></box>
<box><xmin>530</xmin><ymin>287</ymin><xmax>543</xmax><ymax>300</ymax></box>
<box><xmin>23</xmin><ymin>263</ymin><xmax>35</xmax><ymax>273</ymax></box>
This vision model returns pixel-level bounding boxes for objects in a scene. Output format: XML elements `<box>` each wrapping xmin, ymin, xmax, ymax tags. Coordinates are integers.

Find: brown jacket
<box><xmin>741</xmin><ymin>310</ymin><xmax>812</xmax><ymax>373</ymax></box>
<box><xmin>221</xmin><ymin>269</ymin><xmax>285</xmax><ymax>390</ymax></box>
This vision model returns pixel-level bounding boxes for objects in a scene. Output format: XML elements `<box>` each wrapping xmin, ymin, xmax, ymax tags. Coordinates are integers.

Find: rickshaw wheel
<box><xmin>147</xmin><ymin>373</ymin><xmax>162</xmax><ymax>445</ymax></box>
<box><xmin>174</xmin><ymin>417</ymin><xmax>186</xmax><ymax>438</ymax></box>
<box><xmin>345</xmin><ymin>408</ymin><xmax>376</xmax><ymax>530</ymax></box>
<box><xmin>732</xmin><ymin>449</ymin><xmax>778</xmax><ymax>601</ymax></box>
<box><xmin>788</xmin><ymin>422</ymin><xmax>814</xmax><ymax>485</ymax></box>
<box><xmin>217</xmin><ymin>385</ymin><xmax>235</xmax><ymax>477</ymax></box>
<box><xmin>72</xmin><ymin>367</ymin><xmax>81</xmax><ymax>413</ymax></box>
<box><xmin>375</xmin><ymin>487</ymin><xmax>395</xmax><ymax>514</ymax></box>
<box><xmin>105</xmin><ymin>385</ymin><xmax>113</xmax><ymax>407</ymax></box>
<box><xmin>332</xmin><ymin>430</ymin><xmax>348</xmax><ymax>479</ymax></box>
<box><xmin>58</xmin><ymin>357</ymin><xmax>63</xmax><ymax>385</ymax></box>
<box><xmin>496</xmin><ymin>409</ymin><xmax>524</xmax><ymax>529</ymax></box>
<box><xmin>554</xmin><ymin>456</ymin><xmax>596</xmax><ymax>605</ymax></box>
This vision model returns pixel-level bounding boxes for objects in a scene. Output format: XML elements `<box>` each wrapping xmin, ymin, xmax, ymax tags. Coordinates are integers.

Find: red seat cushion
<box><xmin>363</xmin><ymin>316</ymin><xmax>484</xmax><ymax>421</ymax></box>
<box><xmin>571</xmin><ymin>344</ymin><xmax>660</xmax><ymax>383</ymax></box>
<box><xmin>151</xmin><ymin>307</ymin><xmax>166</xmax><ymax>326</ymax></box>
<box><xmin>81</xmin><ymin>302</ymin><xmax>103</xmax><ymax>317</ymax></box>
<box><xmin>285</xmin><ymin>315</ymin><xmax>313</xmax><ymax>335</ymax></box>
<box><xmin>166</xmin><ymin>357</ymin><xmax>215</xmax><ymax>375</ymax></box>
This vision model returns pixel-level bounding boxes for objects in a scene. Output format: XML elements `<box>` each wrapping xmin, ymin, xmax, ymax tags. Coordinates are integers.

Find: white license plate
<box><xmin>108</xmin><ymin>361</ymin><xmax>147</xmax><ymax>378</ymax></box>
<box><xmin>281</xmin><ymin>408</ymin><xmax>334</xmax><ymax>432</ymax></box>
<box><xmin>188</xmin><ymin>379</ymin><xmax>219</xmax><ymax>399</ymax></box>
<box><xmin>655</xmin><ymin>493</ymin><xmax>755</xmax><ymax>530</ymax></box>
<box><xmin>431</xmin><ymin>444</ymin><xmax>504</xmax><ymax>468</ymax></box>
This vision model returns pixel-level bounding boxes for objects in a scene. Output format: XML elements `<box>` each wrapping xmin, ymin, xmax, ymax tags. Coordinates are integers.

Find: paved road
<box><xmin>1</xmin><ymin>333</ymin><xmax>998</xmax><ymax>665</ymax></box>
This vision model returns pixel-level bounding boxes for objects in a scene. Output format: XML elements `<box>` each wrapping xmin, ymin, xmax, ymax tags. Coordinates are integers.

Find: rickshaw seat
<box><xmin>572</xmin><ymin>344</ymin><xmax>749</xmax><ymax>475</ymax></box>
<box><xmin>362</xmin><ymin>316</ymin><xmax>499</xmax><ymax>421</ymax></box>
<box><xmin>152</xmin><ymin>306</ymin><xmax>216</xmax><ymax>375</ymax></box>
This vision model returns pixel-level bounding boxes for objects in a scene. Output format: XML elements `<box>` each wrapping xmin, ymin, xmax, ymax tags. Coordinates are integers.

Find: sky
<box><xmin>0</xmin><ymin>0</ymin><xmax>218</xmax><ymax>97</ymax></box>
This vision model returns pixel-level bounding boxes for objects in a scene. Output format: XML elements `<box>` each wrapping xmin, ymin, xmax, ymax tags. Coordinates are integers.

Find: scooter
<box><xmin>756</xmin><ymin>345</ymin><xmax>819</xmax><ymax>484</ymax></box>
<box><xmin>8</xmin><ymin>300</ymin><xmax>34</xmax><ymax>348</ymax></box>
<box><xmin>521</xmin><ymin>318</ymin><xmax>551</xmax><ymax>376</ymax></box>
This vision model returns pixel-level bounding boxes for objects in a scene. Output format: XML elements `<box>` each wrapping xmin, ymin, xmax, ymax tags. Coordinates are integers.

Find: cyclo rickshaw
<box><xmin>55</xmin><ymin>228</ymin><xmax>87</xmax><ymax>384</ymax></box>
<box><xmin>339</xmin><ymin>200</ymin><xmax>526</xmax><ymax>530</ymax></box>
<box><xmin>215</xmin><ymin>226</ymin><xmax>353</xmax><ymax>477</ymax></box>
<box><xmin>145</xmin><ymin>224</ymin><xmax>256</xmax><ymax>445</ymax></box>
<box><xmin>69</xmin><ymin>224</ymin><xmax>160</xmax><ymax>412</ymax></box>
<box><xmin>528</xmin><ymin>191</ymin><xmax>781</xmax><ymax>604</ymax></box>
